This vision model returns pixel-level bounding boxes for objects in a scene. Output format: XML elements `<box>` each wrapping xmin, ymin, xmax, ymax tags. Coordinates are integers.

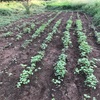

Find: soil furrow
<box><xmin>48</xmin><ymin>12</ymin><xmax>73</xmax><ymax>100</ymax></box>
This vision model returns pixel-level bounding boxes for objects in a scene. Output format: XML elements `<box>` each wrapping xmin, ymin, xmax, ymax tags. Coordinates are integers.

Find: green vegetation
<box><xmin>82</xmin><ymin>1</ymin><xmax>100</xmax><ymax>26</ymax></box>
<box><xmin>62</xmin><ymin>18</ymin><xmax>73</xmax><ymax>48</ymax></box>
<box><xmin>75</xmin><ymin>18</ymin><xmax>98</xmax><ymax>89</ymax></box>
<box><xmin>21</xmin><ymin>12</ymin><xmax>61</xmax><ymax>48</ymax></box>
<box><xmin>16</xmin><ymin>33</ymin><xmax>23</xmax><ymax>40</ymax></box>
<box><xmin>0</xmin><ymin>1</ymin><xmax>29</xmax><ymax>27</ymax></box>
<box><xmin>45</xmin><ymin>0</ymin><xmax>85</xmax><ymax>10</ymax></box>
<box><xmin>1</xmin><ymin>31</ymin><xmax>13</xmax><ymax>37</ymax></box>
<box><xmin>95</xmin><ymin>32</ymin><xmax>100</xmax><ymax>44</ymax></box>
<box><xmin>0</xmin><ymin>1</ymin><xmax>45</xmax><ymax>27</ymax></box>
<box><xmin>0</xmin><ymin>0</ymin><xmax>100</xmax><ymax>27</ymax></box>
<box><xmin>17</xmin><ymin>51</ymin><xmax>44</xmax><ymax>88</ymax></box>
<box><xmin>75</xmin><ymin>58</ymin><xmax>98</xmax><ymax>89</ymax></box>
<box><xmin>0</xmin><ymin>8</ymin><xmax>12</xmax><ymax>16</ymax></box>
<box><xmin>17</xmin><ymin>19</ymin><xmax>62</xmax><ymax>88</ymax></box>
<box><xmin>31</xmin><ymin>23</ymin><xmax>35</xmax><ymax>29</ymax></box>
<box><xmin>45</xmin><ymin>0</ymin><xmax>100</xmax><ymax>26</ymax></box>
<box><xmin>52</xmin><ymin>16</ymin><xmax>73</xmax><ymax>85</ymax></box>
<box><xmin>22</xmin><ymin>39</ymin><xmax>32</xmax><ymax>48</ymax></box>
<box><xmin>90</xmin><ymin>25</ymin><xmax>100</xmax><ymax>44</ymax></box>
<box><xmin>52</xmin><ymin>53</ymin><xmax>67</xmax><ymax>84</ymax></box>
<box><xmin>84</xmin><ymin>94</ymin><xmax>91</xmax><ymax>99</ymax></box>
<box><xmin>23</xmin><ymin>27</ymin><xmax>31</xmax><ymax>34</ymax></box>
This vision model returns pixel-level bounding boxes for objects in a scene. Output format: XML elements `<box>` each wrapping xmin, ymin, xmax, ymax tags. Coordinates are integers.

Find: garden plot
<box><xmin>0</xmin><ymin>11</ymin><xmax>100</xmax><ymax>100</ymax></box>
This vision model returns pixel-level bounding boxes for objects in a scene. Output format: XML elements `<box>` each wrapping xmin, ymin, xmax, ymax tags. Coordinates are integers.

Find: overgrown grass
<box><xmin>81</xmin><ymin>1</ymin><xmax>100</xmax><ymax>26</ymax></box>
<box><xmin>0</xmin><ymin>14</ymin><xmax>30</xmax><ymax>27</ymax></box>
<box><xmin>0</xmin><ymin>1</ymin><xmax>45</xmax><ymax>27</ymax></box>
<box><xmin>45</xmin><ymin>0</ymin><xmax>86</xmax><ymax>10</ymax></box>
<box><xmin>45</xmin><ymin>0</ymin><xmax>100</xmax><ymax>26</ymax></box>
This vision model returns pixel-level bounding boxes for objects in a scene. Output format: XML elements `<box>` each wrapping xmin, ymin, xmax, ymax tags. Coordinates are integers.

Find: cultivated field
<box><xmin>0</xmin><ymin>11</ymin><xmax>100</xmax><ymax>100</ymax></box>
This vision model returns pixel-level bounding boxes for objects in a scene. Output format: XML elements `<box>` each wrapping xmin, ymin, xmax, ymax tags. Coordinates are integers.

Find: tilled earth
<box><xmin>0</xmin><ymin>11</ymin><xmax>100</xmax><ymax>100</ymax></box>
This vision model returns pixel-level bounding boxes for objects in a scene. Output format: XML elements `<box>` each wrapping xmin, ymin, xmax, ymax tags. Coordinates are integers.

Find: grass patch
<box><xmin>82</xmin><ymin>1</ymin><xmax>100</xmax><ymax>26</ymax></box>
<box><xmin>45</xmin><ymin>0</ymin><xmax>86</xmax><ymax>10</ymax></box>
<box><xmin>0</xmin><ymin>14</ymin><xmax>29</xmax><ymax>27</ymax></box>
<box><xmin>0</xmin><ymin>1</ymin><xmax>45</xmax><ymax>27</ymax></box>
<box><xmin>0</xmin><ymin>8</ymin><xmax>12</xmax><ymax>16</ymax></box>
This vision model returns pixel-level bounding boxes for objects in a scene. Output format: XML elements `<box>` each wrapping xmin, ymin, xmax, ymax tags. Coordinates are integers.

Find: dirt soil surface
<box><xmin>0</xmin><ymin>11</ymin><xmax>100</xmax><ymax>100</ymax></box>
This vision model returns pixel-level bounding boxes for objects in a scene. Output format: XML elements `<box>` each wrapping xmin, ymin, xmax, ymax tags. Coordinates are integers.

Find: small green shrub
<box><xmin>52</xmin><ymin>53</ymin><xmax>67</xmax><ymax>84</ymax></box>
<box><xmin>16</xmin><ymin>33</ymin><xmax>23</xmax><ymax>40</ymax></box>
<box><xmin>79</xmin><ymin>41</ymin><xmax>91</xmax><ymax>56</ymax></box>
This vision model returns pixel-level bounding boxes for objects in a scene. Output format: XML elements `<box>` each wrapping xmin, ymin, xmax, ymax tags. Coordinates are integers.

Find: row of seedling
<box><xmin>1</xmin><ymin>12</ymin><xmax>54</xmax><ymax>39</ymax></box>
<box><xmin>52</xmin><ymin>16</ymin><xmax>73</xmax><ymax>86</ymax></box>
<box><xmin>21</xmin><ymin>12</ymin><xmax>62</xmax><ymax>49</ymax></box>
<box><xmin>0</xmin><ymin>16</ymin><xmax>39</xmax><ymax>38</ymax></box>
<box><xmin>15</xmin><ymin>13</ymin><xmax>54</xmax><ymax>40</ymax></box>
<box><xmin>16</xmin><ymin>23</ymin><xmax>35</xmax><ymax>40</ymax></box>
<box><xmin>17</xmin><ymin>19</ymin><xmax>62</xmax><ymax>88</ymax></box>
<box><xmin>75</xmin><ymin>18</ymin><xmax>98</xmax><ymax>89</ymax></box>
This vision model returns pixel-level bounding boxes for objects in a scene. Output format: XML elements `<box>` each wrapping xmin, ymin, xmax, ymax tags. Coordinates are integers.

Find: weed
<box><xmin>41</xmin><ymin>43</ymin><xmax>48</xmax><ymax>50</ymax></box>
<box><xmin>2</xmin><ymin>32</ymin><xmax>13</xmax><ymax>37</ymax></box>
<box><xmin>16</xmin><ymin>33</ymin><xmax>23</xmax><ymax>40</ymax></box>
<box><xmin>84</xmin><ymin>94</ymin><xmax>91</xmax><ymax>99</ymax></box>
<box><xmin>23</xmin><ymin>27</ymin><xmax>31</xmax><ymax>34</ymax></box>
<box><xmin>22</xmin><ymin>39</ymin><xmax>32</xmax><ymax>48</ymax></box>
<box><xmin>31</xmin><ymin>23</ymin><xmax>35</xmax><ymax>29</ymax></box>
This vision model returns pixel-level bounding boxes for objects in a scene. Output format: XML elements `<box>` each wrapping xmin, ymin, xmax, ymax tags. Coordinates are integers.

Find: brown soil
<box><xmin>0</xmin><ymin>11</ymin><xmax>100</xmax><ymax>100</ymax></box>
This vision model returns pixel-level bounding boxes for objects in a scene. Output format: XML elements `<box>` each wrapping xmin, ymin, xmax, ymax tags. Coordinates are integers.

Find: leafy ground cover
<box><xmin>0</xmin><ymin>11</ymin><xmax>100</xmax><ymax>100</ymax></box>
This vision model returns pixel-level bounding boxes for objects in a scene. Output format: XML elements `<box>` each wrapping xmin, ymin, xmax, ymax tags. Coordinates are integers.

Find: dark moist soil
<box><xmin>0</xmin><ymin>11</ymin><xmax>100</xmax><ymax>100</ymax></box>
